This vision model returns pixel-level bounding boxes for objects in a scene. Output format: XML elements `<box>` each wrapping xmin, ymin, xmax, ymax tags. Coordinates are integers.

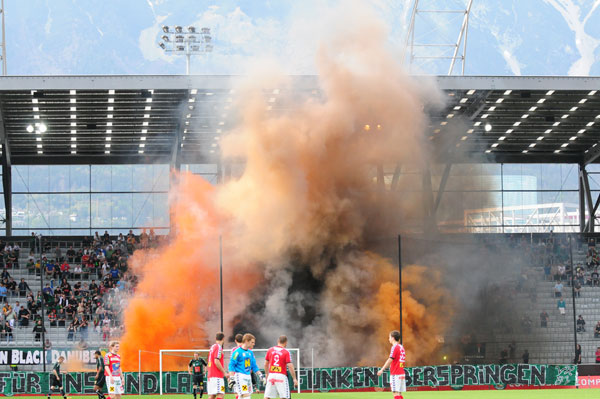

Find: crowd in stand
<box><xmin>0</xmin><ymin>229</ymin><xmax>163</xmax><ymax>344</ymax></box>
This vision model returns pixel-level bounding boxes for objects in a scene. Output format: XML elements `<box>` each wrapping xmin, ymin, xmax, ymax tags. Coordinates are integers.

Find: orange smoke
<box><xmin>120</xmin><ymin>173</ymin><xmax>260</xmax><ymax>371</ymax></box>
<box><xmin>119</xmin><ymin>2</ymin><xmax>454</xmax><ymax>370</ymax></box>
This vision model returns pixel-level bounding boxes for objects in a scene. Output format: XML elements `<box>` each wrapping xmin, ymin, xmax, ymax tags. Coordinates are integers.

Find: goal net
<box><xmin>159</xmin><ymin>348</ymin><xmax>301</xmax><ymax>395</ymax></box>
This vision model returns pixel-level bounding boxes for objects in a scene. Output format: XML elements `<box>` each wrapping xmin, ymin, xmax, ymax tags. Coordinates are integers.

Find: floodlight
<box><xmin>176</xmin><ymin>45</ymin><xmax>185</xmax><ymax>51</ymax></box>
<box><xmin>26</xmin><ymin>124</ymin><xmax>34</xmax><ymax>133</ymax></box>
<box><xmin>159</xmin><ymin>42</ymin><xmax>166</xmax><ymax>49</ymax></box>
<box><xmin>162</xmin><ymin>26</ymin><xmax>170</xmax><ymax>33</ymax></box>
<box><xmin>191</xmin><ymin>45</ymin><xmax>200</xmax><ymax>51</ymax></box>
<box><xmin>201</xmin><ymin>28</ymin><xmax>210</xmax><ymax>34</ymax></box>
<box><xmin>175</xmin><ymin>35</ymin><xmax>184</xmax><ymax>43</ymax></box>
<box><xmin>175</xmin><ymin>26</ymin><xmax>183</xmax><ymax>33</ymax></box>
<box><xmin>484</xmin><ymin>123</ymin><xmax>492</xmax><ymax>132</ymax></box>
<box><xmin>206</xmin><ymin>44</ymin><xmax>213</xmax><ymax>52</ymax></box>
<box><xmin>188</xmin><ymin>26</ymin><xmax>196</xmax><ymax>33</ymax></box>
<box><xmin>188</xmin><ymin>35</ymin><xmax>197</xmax><ymax>42</ymax></box>
<box><xmin>161</xmin><ymin>35</ymin><xmax>169</xmax><ymax>42</ymax></box>
<box><xmin>39</xmin><ymin>123</ymin><xmax>47</xmax><ymax>133</ymax></box>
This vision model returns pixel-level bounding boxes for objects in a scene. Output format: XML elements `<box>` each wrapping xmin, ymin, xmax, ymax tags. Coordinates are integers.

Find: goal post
<box><xmin>158</xmin><ymin>348</ymin><xmax>301</xmax><ymax>395</ymax></box>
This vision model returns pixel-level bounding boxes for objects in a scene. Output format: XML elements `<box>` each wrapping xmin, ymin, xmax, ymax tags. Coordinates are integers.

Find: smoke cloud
<box><xmin>120</xmin><ymin>2</ymin><xmax>453</xmax><ymax>370</ymax></box>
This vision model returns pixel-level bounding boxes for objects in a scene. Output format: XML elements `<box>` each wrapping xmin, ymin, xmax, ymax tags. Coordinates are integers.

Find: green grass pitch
<box><xmin>21</xmin><ymin>391</ymin><xmax>600</xmax><ymax>398</ymax></box>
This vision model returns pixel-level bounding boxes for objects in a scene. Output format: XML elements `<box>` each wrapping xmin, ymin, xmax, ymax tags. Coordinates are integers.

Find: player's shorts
<box><xmin>233</xmin><ymin>372</ymin><xmax>253</xmax><ymax>396</ymax></box>
<box><xmin>49</xmin><ymin>376</ymin><xmax>62</xmax><ymax>388</ymax></box>
<box><xmin>192</xmin><ymin>374</ymin><xmax>204</xmax><ymax>386</ymax></box>
<box><xmin>264</xmin><ymin>374</ymin><xmax>290</xmax><ymax>398</ymax></box>
<box><xmin>107</xmin><ymin>376</ymin><xmax>125</xmax><ymax>395</ymax></box>
<box><xmin>95</xmin><ymin>375</ymin><xmax>106</xmax><ymax>388</ymax></box>
<box><xmin>390</xmin><ymin>374</ymin><xmax>406</xmax><ymax>392</ymax></box>
<box><xmin>207</xmin><ymin>377</ymin><xmax>225</xmax><ymax>396</ymax></box>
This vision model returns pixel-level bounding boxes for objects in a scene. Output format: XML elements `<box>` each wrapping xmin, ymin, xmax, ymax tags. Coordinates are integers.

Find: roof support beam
<box><xmin>433</xmin><ymin>163</ymin><xmax>452</xmax><ymax>215</ymax></box>
<box><xmin>171</xmin><ymin>94</ymin><xmax>189</xmax><ymax>171</ymax></box>
<box><xmin>584</xmin><ymin>144</ymin><xmax>600</xmax><ymax>165</ymax></box>
<box><xmin>579</xmin><ymin>164</ymin><xmax>587</xmax><ymax>232</ymax></box>
<box><xmin>390</xmin><ymin>163</ymin><xmax>402</xmax><ymax>191</ymax></box>
<box><xmin>581</xmin><ymin>167</ymin><xmax>595</xmax><ymax>232</ymax></box>
<box><xmin>422</xmin><ymin>168</ymin><xmax>435</xmax><ymax>231</ymax></box>
<box><xmin>0</xmin><ymin>105</ymin><xmax>11</xmax><ymax>236</ymax></box>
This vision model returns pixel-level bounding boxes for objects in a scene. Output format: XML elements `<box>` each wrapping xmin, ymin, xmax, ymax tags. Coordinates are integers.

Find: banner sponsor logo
<box><xmin>578</xmin><ymin>375</ymin><xmax>600</xmax><ymax>389</ymax></box>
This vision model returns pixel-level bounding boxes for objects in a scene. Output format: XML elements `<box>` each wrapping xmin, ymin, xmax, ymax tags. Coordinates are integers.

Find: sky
<box><xmin>2</xmin><ymin>0</ymin><xmax>600</xmax><ymax>76</ymax></box>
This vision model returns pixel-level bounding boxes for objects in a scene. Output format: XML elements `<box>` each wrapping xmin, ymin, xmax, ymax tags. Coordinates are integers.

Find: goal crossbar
<box><xmin>158</xmin><ymin>348</ymin><xmax>301</xmax><ymax>395</ymax></box>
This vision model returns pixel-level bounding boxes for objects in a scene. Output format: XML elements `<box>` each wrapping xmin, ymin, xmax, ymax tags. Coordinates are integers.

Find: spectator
<box><xmin>558</xmin><ymin>264</ymin><xmax>566</xmax><ymax>280</ymax></box>
<box><xmin>57</xmin><ymin>308</ymin><xmax>66</xmax><ymax>327</ymax></box>
<box><xmin>540</xmin><ymin>311</ymin><xmax>549</xmax><ymax>327</ymax></box>
<box><xmin>558</xmin><ymin>298</ymin><xmax>566</xmax><ymax>315</ymax></box>
<box><xmin>577</xmin><ymin>315</ymin><xmax>586</xmax><ymax>332</ymax></box>
<box><xmin>48</xmin><ymin>309</ymin><xmax>57</xmax><ymax>327</ymax></box>
<box><xmin>54</xmin><ymin>246</ymin><xmax>63</xmax><ymax>263</ymax></box>
<box><xmin>554</xmin><ymin>281</ymin><xmax>563</xmax><ymax>298</ymax></box>
<box><xmin>67</xmin><ymin>319</ymin><xmax>77</xmax><ymax>341</ymax></box>
<box><xmin>574</xmin><ymin>344</ymin><xmax>582</xmax><ymax>364</ymax></box>
<box><xmin>3</xmin><ymin>304</ymin><xmax>15</xmax><ymax>328</ymax></box>
<box><xmin>0</xmin><ymin>283</ymin><xmax>7</xmax><ymax>303</ymax></box>
<box><xmin>596</xmin><ymin>347</ymin><xmax>600</xmax><ymax>364</ymax></box>
<box><xmin>18</xmin><ymin>306</ymin><xmax>31</xmax><ymax>327</ymax></box>
<box><xmin>594</xmin><ymin>321</ymin><xmax>600</xmax><ymax>338</ymax></box>
<box><xmin>79</xmin><ymin>317</ymin><xmax>89</xmax><ymax>341</ymax></box>
<box><xmin>6</xmin><ymin>278</ymin><xmax>17</xmax><ymax>295</ymax></box>
<box><xmin>509</xmin><ymin>341</ymin><xmax>516</xmax><ymax>359</ymax></box>
<box><xmin>66</xmin><ymin>246</ymin><xmax>76</xmax><ymax>263</ymax></box>
<box><xmin>0</xmin><ymin>320</ymin><xmax>13</xmax><ymax>342</ymax></box>
<box><xmin>73</xmin><ymin>264</ymin><xmax>82</xmax><ymax>278</ymax></box>
<box><xmin>574</xmin><ymin>280</ymin><xmax>582</xmax><ymax>297</ymax></box>
<box><xmin>13</xmin><ymin>300</ymin><xmax>21</xmax><ymax>315</ymax></box>
<box><xmin>499</xmin><ymin>348</ymin><xmax>508</xmax><ymax>365</ymax></box>
<box><xmin>522</xmin><ymin>349</ymin><xmax>529</xmax><ymax>364</ymax></box>
<box><xmin>60</xmin><ymin>261</ymin><xmax>70</xmax><ymax>280</ymax></box>
<box><xmin>593</xmin><ymin>269</ymin><xmax>600</xmax><ymax>287</ymax></box>
<box><xmin>102</xmin><ymin>230</ymin><xmax>110</xmax><ymax>244</ymax></box>
<box><xmin>32</xmin><ymin>320</ymin><xmax>45</xmax><ymax>342</ymax></box>
<box><xmin>18</xmin><ymin>278</ymin><xmax>31</xmax><ymax>297</ymax></box>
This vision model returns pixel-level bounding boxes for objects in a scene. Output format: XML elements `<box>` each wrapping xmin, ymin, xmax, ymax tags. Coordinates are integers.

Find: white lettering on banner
<box><xmin>51</xmin><ymin>350</ymin><xmax>59</xmax><ymax>363</ymax></box>
<box><xmin>11</xmin><ymin>350</ymin><xmax>19</xmax><ymax>364</ymax></box>
<box><xmin>0</xmin><ymin>351</ymin><xmax>7</xmax><ymax>364</ymax></box>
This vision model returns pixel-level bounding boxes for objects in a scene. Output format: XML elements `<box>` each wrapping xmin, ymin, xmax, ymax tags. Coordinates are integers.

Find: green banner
<box><xmin>0</xmin><ymin>364</ymin><xmax>577</xmax><ymax>395</ymax></box>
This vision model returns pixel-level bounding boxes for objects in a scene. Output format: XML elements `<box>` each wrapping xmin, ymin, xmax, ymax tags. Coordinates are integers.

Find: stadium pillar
<box><xmin>422</xmin><ymin>168</ymin><xmax>435</xmax><ymax>232</ymax></box>
<box><xmin>581</xmin><ymin>168</ymin><xmax>594</xmax><ymax>232</ymax></box>
<box><xmin>0</xmin><ymin>105</ymin><xmax>11</xmax><ymax>236</ymax></box>
<box><xmin>579</xmin><ymin>164</ymin><xmax>586</xmax><ymax>232</ymax></box>
<box><xmin>398</xmin><ymin>234</ymin><xmax>403</xmax><ymax>344</ymax></box>
<box><xmin>568</xmin><ymin>236</ymin><xmax>578</xmax><ymax>365</ymax></box>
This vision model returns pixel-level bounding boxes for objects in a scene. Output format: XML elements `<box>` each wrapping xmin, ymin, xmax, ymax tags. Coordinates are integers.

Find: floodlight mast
<box><xmin>158</xmin><ymin>25</ymin><xmax>213</xmax><ymax>75</ymax></box>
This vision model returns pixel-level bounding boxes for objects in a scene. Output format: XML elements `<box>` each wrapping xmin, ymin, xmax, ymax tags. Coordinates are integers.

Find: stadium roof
<box><xmin>1</xmin><ymin>75</ymin><xmax>600</xmax><ymax>165</ymax></box>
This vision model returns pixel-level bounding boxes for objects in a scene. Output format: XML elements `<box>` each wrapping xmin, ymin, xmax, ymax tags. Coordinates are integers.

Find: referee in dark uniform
<box><xmin>94</xmin><ymin>350</ymin><xmax>107</xmax><ymax>399</ymax></box>
<box><xmin>188</xmin><ymin>352</ymin><xmax>207</xmax><ymax>399</ymax></box>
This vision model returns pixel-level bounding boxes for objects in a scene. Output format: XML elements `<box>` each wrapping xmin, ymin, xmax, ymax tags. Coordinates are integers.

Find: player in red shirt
<box><xmin>104</xmin><ymin>341</ymin><xmax>124</xmax><ymax>399</ymax></box>
<box><xmin>263</xmin><ymin>335</ymin><xmax>298</xmax><ymax>399</ymax></box>
<box><xmin>377</xmin><ymin>330</ymin><xmax>406</xmax><ymax>399</ymax></box>
<box><xmin>207</xmin><ymin>332</ymin><xmax>227</xmax><ymax>399</ymax></box>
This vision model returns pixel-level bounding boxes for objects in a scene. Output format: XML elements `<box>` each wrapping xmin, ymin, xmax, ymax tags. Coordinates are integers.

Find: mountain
<box><xmin>3</xmin><ymin>0</ymin><xmax>600</xmax><ymax>76</ymax></box>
